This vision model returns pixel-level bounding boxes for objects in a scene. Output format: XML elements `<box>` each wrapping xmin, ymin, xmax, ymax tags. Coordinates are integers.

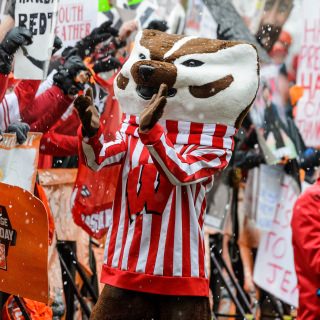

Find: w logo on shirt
<box><xmin>126</xmin><ymin>165</ymin><xmax>173</xmax><ymax>218</ymax></box>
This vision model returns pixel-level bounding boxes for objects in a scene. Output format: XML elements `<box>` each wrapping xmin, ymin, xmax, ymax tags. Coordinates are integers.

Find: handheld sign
<box><xmin>0</xmin><ymin>182</ymin><xmax>49</xmax><ymax>303</ymax></box>
<box><xmin>14</xmin><ymin>0</ymin><xmax>59</xmax><ymax>80</ymax></box>
<box><xmin>55</xmin><ymin>0</ymin><xmax>98</xmax><ymax>47</ymax></box>
<box><xmin>0</xmin><ymin>133</ymin><xmax>42</xmax><ymax>193</ymax></box>
<box><xmin>254</xmin><ymin>175</ymin><xmax>299</xmax><ymax>307</ymax></box>
<box><xmin>295</xmin><ymin>0</ymin><xmax>320</xmax><ymax>147</ymax></box>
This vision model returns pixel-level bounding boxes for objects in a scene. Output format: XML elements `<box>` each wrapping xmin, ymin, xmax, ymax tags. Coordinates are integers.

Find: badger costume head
<box><xmin>114</xmin><ymin>29</ymin><xmax>259</xmax><ymax>128</ymax></box>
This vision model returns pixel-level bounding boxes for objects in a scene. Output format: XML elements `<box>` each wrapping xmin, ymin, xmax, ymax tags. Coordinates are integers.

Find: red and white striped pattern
<box><xmin>80</xmin><ymin>114</ymin><xmax>236</xmax><ymax>296</ymax></box>
<box><xmin>0</xmin><ymin>92</ymin><xmax>20</xmax><ymax>132</ymax></box>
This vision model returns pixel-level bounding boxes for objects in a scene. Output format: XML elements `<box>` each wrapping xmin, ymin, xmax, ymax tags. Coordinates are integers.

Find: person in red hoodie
<box><xmin>292</xmin><ymin>179</ymin><xmax>320</xmax><ymax>319</ymax></box>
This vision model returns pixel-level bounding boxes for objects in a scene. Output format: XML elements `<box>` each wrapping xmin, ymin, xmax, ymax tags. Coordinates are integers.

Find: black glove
<box><xmin>7</xmin><ymin>122</ymin><xmax>30</xmax><ymax>144</ymax></box>
<box><xmin>0</xmin><ymin>27</ymin><xmax>33</xmax><ymax>74</ymax></box>
<box><xmin>52</xmin><ymin>36</ymin><xmax>63</xmax><ymax>55</ymax></box>
<box><xmin>216</xmin><ymin>24</ymin><xmax>234</xmax><ymax>41</ymax></box>
<box><xmin>75</xmin><ymin>21</ymin><xmax>118</xmax><ymax>58</ymax></box>
<box><xmin>61</xmin><ymin>46</ymin><xmax>79</xmax><ymax>60</ymax></box>
<box><xmin>234</xmin><ymin>149</ymin><xmax>265</xmax><ymax>170</ymax></box>
<box><xmin>53</xmin><ymin>55</ymin><xmax>88</xmax><ymax>95</ymax></box>
<box><xmin>93</xmin><ymin>56</ymin><xmax>122</xmax><ymax>74</ymax></box>
<box><xmin>146</xmin><ymin>20</ymin><xmax>168</xmax><ymax>32</ymax></box>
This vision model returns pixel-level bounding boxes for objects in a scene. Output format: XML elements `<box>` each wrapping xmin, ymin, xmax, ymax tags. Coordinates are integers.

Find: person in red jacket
<box><xmin>292</xmin><ymin>179</ymin><xmax>320</xmax><ymax>319</ymax></box>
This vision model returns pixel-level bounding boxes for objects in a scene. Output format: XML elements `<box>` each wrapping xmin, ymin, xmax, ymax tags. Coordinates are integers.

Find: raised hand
<box><xmin>0</xmin><ymin>27</ymin><xmax>33</xmax><ymax>74</ymax></box>
<box><xmin>74</xmin><ymin>88</ymin><xmax>100</xmax><ymax>137</ymax></box>
<box><xmin>139</xmin><ymin>84</ymin><xmax>168</xmax><ymax>133</ymax></box>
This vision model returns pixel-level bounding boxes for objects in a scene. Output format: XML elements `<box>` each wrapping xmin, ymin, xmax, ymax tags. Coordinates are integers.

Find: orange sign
<box><xmin>0</xmin><ymin>182</ymin><xmax>49</xmax><ymax>303</ymax></box>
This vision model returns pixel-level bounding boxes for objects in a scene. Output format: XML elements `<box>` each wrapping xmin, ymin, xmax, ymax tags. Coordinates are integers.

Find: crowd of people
<box><xmin>0</xmin><ymin>0</ymin><xmax>319</xmax><ymax>319</ymax></box>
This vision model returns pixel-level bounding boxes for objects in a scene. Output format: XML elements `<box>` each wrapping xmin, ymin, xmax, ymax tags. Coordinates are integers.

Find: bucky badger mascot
<box><xmin>74</xmin><ymin>30</ymin><xmax>259</xmax><ymax>320</ymax></box>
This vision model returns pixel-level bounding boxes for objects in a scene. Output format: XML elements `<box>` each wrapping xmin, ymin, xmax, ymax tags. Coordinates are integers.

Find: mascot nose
<box><xmin>139</xmin><ymin>65</ymin><xmax>155</xmax><ymax>82</ymax></box>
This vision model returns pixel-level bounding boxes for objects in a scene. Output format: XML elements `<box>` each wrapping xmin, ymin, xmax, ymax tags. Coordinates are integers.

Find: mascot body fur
<box><xmin>76</xmin><ymin>30</ymin><xmax>259</xmax><ymax>319</ymax></box>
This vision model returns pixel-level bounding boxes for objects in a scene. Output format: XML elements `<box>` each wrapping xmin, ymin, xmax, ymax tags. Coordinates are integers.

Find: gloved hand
<box><xmin>234</xmin><ymin>149</ymin><xmax>265</xmax><ymax>170</ymax></box>
<box><xmin>52</xmin><ymin>35</ymin><xmax>63</xmax><ymax>55</ymax></box>
<box><xmin>93</xmin><ymin>56</ymin><xmax>122</xmax><ymax>74</ymax></box>
<box><xmin>75</xmin><ymin>21</ymin><xmax>118</xmax><ymax>58</ymax></box>
<box><xmin>146</xmin><ymin>20</ymin><xmax>168</xmax><ymax>32</ymax></box>
<box><xmin>7</xmin><ymin>122</ymin><xmax>30</xmax><ymax>144</ymax></box>
<box><xmin>216</xmin><ymin>24</ymin><xmax>234</xmax><ymax>41</ymax></box>
<box><xmin>0</xmin><ymin>27</ymin><xmax>33</xmax><ymax>74</ymax></box>
<box><xmin>74</xmin><ymin>88</ymin><xmax>100</xmax><ymax>137</ymax></box>
<box><xmin>53</xmin><ymin>55</ymin><xmax>89</xmax><ymax>96</ymax></box>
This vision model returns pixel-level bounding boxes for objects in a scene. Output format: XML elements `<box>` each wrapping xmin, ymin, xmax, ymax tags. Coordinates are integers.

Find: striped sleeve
<box><xmin>139</xmin><ymin>124</ymin><xmax>232</xmax><ymax>186</ymax></box>
<box><xmin>80</xmin><ymin>125</ymin><xmax>127</xmax><ymax>171</ymax></box>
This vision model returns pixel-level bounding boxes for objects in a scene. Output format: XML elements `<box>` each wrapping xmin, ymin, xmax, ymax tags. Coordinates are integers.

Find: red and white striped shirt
<box><xmin>80</xmin><ymin>114</ymin><xmax>236</xmax><ymax>296</ymax></box>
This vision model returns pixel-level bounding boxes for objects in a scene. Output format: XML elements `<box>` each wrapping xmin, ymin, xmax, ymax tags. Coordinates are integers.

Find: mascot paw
<box><xmin>139</xmin><ymin>83</ymin><xmax>168</xmax><ymax>132</ymax></box>
<box><xmin>74</xmin><ymin>88</ymin><xmax>100</xmax><ymax>137</ymax></box>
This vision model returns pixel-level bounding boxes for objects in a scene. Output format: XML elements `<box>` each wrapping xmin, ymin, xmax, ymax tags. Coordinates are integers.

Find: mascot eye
<box><xmin>139</xmin><ymin>53</ymin><xmax>146</xmax><ymax>60</ymax></box>
<box><xmin>182</xmin><ymin>59</ymin><xmax>204</xmax><ymax>67</ymax></box>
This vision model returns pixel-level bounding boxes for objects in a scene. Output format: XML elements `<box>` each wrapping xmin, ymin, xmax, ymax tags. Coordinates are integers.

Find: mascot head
<box><xmin>114</xmin><ymin>29</ymin><xmax>259</xmax><ymax>128</ymax></box>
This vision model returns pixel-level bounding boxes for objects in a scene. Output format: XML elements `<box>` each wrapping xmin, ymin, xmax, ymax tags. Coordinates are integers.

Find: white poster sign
<box><xmin>295</xmin><ymin>0</ymin><xmax>320</xmax><ymax>147</ymax></box>
<box><xmin>185</xmin><ymin>0</ymin><xmax>217</xmax><ymax>38</ymax></box>
<box><xmin>0</xmin><ymin>133</ymin><xmax>42</xmax><ymax>193</ymax></box>
<box><xmin>14</xmin><ymin>0</ymin><xmax>59</xmax><ymax>80</ymax></box>
<box><xmin>55</xmin><ymin>0</ymin><xmax>98</xmax><ymax>47</ymax></box>
<box><xmin>256</xmin><ymin>165</ymin><xmax>283</xmax><ymax>230</ymax></box>
<box><xmin>254</xmin><ymin>175</ymin><xmax>299</xmax><ymax>307</ymax></box>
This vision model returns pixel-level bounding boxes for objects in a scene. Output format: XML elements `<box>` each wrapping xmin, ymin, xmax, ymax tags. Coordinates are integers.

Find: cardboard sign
<box><xmin>0</xmin><ymin>182</ymin><xmax>49</xmax><ymax>303</ymax></box>
<box><xmin>254</xmin><ymin>175</ymin><xmax>299</xmax><ymax>307</ymax></box>
<box><xmin>204</xmin><ymin>0</ymin><xmax>270</xmax><ymax>63</ymax></box>
<box><xmin>185</xmin><ymin>0</ymin><xmax>217</xmax><ymax>38</ymax></box>
<box><xmin>55</xmin><ymin>0</ymin><xmax>98</xmax><ymax>47</ymax></box>
<box><xmin>295</xmin><ymin>0</ymin><xmax>320</xmax><ymax>147</ymax></box>
<box><xmin>256</xmin><ymin>165</ymin><xmax>283</xmax><ymax>230</ymax></box>
<box><xmin>205</xmin><ymin>172</ymin><xmax>231</xmax><ymax>232</ymax></box>
<box><xmin>0</xmin><ymin>133</ymin><xmax>42</xmax><ymax>193</ymax></box>
<box><xmin>14</xmin><ymin>0</ymin><xmax>59</xmax><ymax>80</ymax></box>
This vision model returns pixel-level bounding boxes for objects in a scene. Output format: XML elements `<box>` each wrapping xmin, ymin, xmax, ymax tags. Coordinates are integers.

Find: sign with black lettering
<box><xmin>14</xmin><ymin>0</ymin><xmax>59</xmax><ymax>79</ymax></box>
<box><xmin>0</xmin><ymin>205</ymin><xmax>17</xmax><ymax>271</ymax></box>
<box><xmin>0</xmin><ymin>182</ymin><xmax>49</xmax><ymax>303</ymax></box>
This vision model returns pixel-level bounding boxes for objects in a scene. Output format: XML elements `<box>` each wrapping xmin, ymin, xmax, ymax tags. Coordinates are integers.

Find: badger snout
<box><xmin>139</xmin><ymin>65</ymin><xmax>155</xmax><ymax>82</ymax></box>
<box><xmin>131</xmin><ymin>60</ymin><xmax>177</xmax><ymax>88</ymax></box>
<box><xmin>131</xmin><ymin>60</ymin><xmax>177</xmax><ymax>100</ymax></box>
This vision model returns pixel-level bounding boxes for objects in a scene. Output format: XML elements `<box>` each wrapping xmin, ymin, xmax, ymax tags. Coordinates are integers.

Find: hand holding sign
<box><xmin>1</xmin><ymin>27</ymin><xmax>33</xmax><ymax>55</ymax></box>
<box><xmin>0</xmin><ymin>27</ymin><xmax>33</xmax><ymax>74</ymax></box>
